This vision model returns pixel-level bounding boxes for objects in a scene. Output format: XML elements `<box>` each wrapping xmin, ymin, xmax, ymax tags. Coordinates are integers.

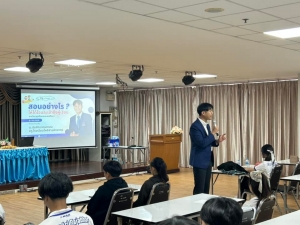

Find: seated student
<box><xmin>38</xmin><ymin>172</ymin><xmax>93</xmax><ymax>225</ymax></box>
<box><xmin>200</xmin><ymin>197</ymin><xmax>243</xmax><ymax>225</ymax></box>
<box><xmin>254</xmin><ymin>144</ymin><xmax>276</xmax><ymax>176</ymax></box>
<box><xmin>133</xmin><ymin>157</ymin><xmax>169</xmax><ymax>207</ymax></box>
<box><xmin>86</xmin><ymin>160</ymin><xmax>128</xmax><ymax>225</ymax></box>
<box><xmin>158</xmin><ymin>216</ymin><xmax>199</xmax><ymax>225</ymax></box>
<box><xmin>240</xmin><ymin>144</ymin><xmax>275</xmax><ymax>199</ymax></box>
<box><xmin>242</xmin><ymin>171</ymin><xmax>271</xmax><ymax>209</ymax></box>
<box><xmin>0</xmin><ymin>204</ymin><xmax>5</xmax><ymax>225</ymax></box>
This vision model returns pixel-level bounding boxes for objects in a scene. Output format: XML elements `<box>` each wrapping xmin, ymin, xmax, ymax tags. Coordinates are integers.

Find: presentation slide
<box><xmin>21</xmin><ymin>89</ymin><xmax>96</xmax><ymax>148</ymax></box>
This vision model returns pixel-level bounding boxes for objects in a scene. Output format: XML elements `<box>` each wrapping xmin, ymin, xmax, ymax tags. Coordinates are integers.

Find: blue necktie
<box><xmin>77</xmin><ymin>116</ymin><xmax>81</xmax><ymax>128</ymax></box>
<box><xmin>206</xmin><ymin>124</ymin><xmax>211</xmax><ymax>135</ymax></box>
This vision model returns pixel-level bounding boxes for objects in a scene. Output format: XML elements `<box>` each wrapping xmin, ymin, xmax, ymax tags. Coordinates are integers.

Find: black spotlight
<box><xmin>182</xmin><ymin>71</ymin><xmax>196</xmax><ymax>85</ymax></box>
<box><xmin>129</xmin><ymin>65</ymin><xmax>144</xmax><ymax>81</ymax></box>
<box><xmin>26</xmin><ymin>52</ymin><xmax>44</xmax><ymax>73</ymax></box>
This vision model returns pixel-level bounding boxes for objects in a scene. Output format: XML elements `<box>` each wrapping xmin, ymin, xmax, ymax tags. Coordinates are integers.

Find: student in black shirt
<box><xmin>133</xmin><ymin>157</ymin><xmax>169</xmax><ymax>207</ymax></box>
<box><xmin>86</xmin><ymin>161</ymin><xmax>128</xmax><ymax>225</ymax></box>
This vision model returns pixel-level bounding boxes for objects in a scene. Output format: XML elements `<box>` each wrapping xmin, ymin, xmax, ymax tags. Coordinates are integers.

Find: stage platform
<box><xmin>0</xmin><ymin>161</ymin><xmax>148</xmax><ymax>191</ymax></box>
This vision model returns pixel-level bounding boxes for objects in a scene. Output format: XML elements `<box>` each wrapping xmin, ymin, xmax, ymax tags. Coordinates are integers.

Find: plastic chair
<box><xmin>147</xmin><ymin>182</ymin><xmax>170</xmax><ymax>205</ymax></box>
<box><xmin>103</xmin><ymin>187</ymin><xmax>134</xmax><ymax>225</ymax></box>
<box><xmin>275</xmin><ymin>162</ymin><xmax>300</xmax><ymax>212</ymax></box>
<box><xmin>253</xmin><ymin>195</ymin><xmax>276</xmax><ymax>224</ymax></box>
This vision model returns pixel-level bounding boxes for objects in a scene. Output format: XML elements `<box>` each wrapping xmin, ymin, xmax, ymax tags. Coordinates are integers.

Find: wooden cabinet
<box><xmin>149</xmin><ymin>134</ymin><xmax>182</xmax><ymax>173</ymax></box>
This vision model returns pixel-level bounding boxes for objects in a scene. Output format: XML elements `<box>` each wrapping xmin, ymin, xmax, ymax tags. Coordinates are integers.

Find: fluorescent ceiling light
<box><xmin>4</xmin><ymin>67</ymin><xmax>30</xmax><ymax>72</ymax></box>
<box><xmin>193</xmin><ymin>74</ymin><xmax>217</xmax><ymax>78</ymax></box>
<box><xmin>96</xmin><ymin>82</ymin><xmax>116</xmax><ymax>85</ymax></box>
<box><xmin>137</xmin><ymin>78</ymin><xmax>164</xmax><ymax>83</ymax></box>
<box><xmin>55</xmin><ymin>59</ymin><xmax>96</xmax><ymax>66</ymax></box>
<box><xmin>264</xmin><ymin>27</ymin><xmax>300</xmax><ymax>39</ymax></box>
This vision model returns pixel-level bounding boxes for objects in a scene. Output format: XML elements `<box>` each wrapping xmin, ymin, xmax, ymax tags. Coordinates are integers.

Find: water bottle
<box><xmin>245</xmin><ymin>158</ymin><xmax>250</xmax><ymax>167</ymax></box>
<box><xmin>236</xmin><ymin>159</ymin><xmax>241</xmax><ymax>166</ymax></box>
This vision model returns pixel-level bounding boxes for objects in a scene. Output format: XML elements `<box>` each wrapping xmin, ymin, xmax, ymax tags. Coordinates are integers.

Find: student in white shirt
<box><xmin>241</xmin><ymin>144</ymin><xmax>275</xmax><ymax>199</ymax></box>
<box><xmin>38</xmin><ymin>172</ymin><xmax>93</xmax><ymax>225</ymax></box>
<box><xmin>242</xmin><ymin>171</ymin><xmax>271</xmax><ymax>209</ymax></box>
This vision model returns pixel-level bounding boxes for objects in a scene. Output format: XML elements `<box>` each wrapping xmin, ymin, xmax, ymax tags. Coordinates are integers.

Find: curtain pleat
<box><xmin>117</xmin><ymin>81</ymin><xmax>297</xmax><ymax>168</ymax></box>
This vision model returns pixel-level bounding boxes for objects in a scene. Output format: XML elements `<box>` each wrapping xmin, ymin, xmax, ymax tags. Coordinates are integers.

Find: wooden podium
<box><xmin>149</xmin><ymin>134</ymin><xmax>182</xmax><ymax>173</ymax></box>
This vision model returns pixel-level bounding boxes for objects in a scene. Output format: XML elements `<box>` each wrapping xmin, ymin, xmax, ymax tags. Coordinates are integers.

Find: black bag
<box><xmin>217</xmin><ymin>161</ymin><xmax>249</xmax><ymax>174</ymax></box>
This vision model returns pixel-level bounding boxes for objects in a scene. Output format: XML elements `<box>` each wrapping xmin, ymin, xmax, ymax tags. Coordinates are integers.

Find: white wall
<box><xmin>89</xmin><ymin>87</ymin><xmax>117</xmax><ymax>161</ymax></box>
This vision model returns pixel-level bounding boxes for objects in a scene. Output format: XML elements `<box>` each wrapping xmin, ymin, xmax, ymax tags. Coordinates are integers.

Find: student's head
<box><xmin>103</xmin><ymin>160</ymin><xmax>122</xmax><ymax>179</ymax></box>
<box><xmin>158</xmin><ymin>216</ymin><xmax>199</xmax><ymax>225</ymax></box>
<box><xmin>249</xmin><ymin>171</ymin><xmax>271</xmax><ymax>202</ymax></box>
<box><xmin>197</xmin><ymin>103</ymin><xmax>214</xmax><ymax>121</ymax></box>
<box><xmin>261</xmin><ymin>144</ymin><xmax>274</xmax><ymax>161</ymax></box>
<box><xmin>150</xmin><ymin>157</ymin><xmax>169</xmax><ymax>182</ymax></box>
<box><xmin>200</xmin><ymin>197</ymin><xmax>243</xmax><ymax>225</ymax></box>
<box><xmin>73</xmin><ymin>99</ymin><xmax>83</xmax><ymax>114</ymax></box>
<box><xmin>38</xmin><ymin>172</ymin><xmax>73</xmax><ymax>208</ymax></box>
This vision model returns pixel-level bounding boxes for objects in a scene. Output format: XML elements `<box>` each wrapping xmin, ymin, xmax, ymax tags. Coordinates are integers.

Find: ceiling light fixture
<box><xmin>96</xmin><ymin>82</ymin><xmax>116</xmax><ymax>85</ymax></box>
<box><xmin>55</xmin><ymin>59</ymin><xmax>96</xmax><ymax>66</ymax></box>
<box><xmin>205</xmin><ymin>8</ymin><xmax>224</xmax><ymax>13</ymax></box>
<box><xmin>26</xmin><ymin>52</ymin><xmax>44</xmax><ymax>73</ymax></box>
<box><xmin>182</xmin><ymin>71</ymin><xmax>196</xmax><ymax>85</ymax></box>
<box><xmin>264</xmin><ymin>27</ymin><xmax>300</xmax><ymax>39</ymax></box>
<box><xmin>137</xmin><ymin>78</ymin><xmax>164</xmax><ymax>83</ymax></box>
<box><xmin>4</xmin><ymin>67</ymin><xmax>30</xmax><ymax>72</ymax></box>
<box><xmin>129</xmin><ymin>65</ymin><xmax>144</xmax><ymax>81</ymax></box>
<box><xmin>194</xmin><ymin>74</ymin><xmax>217</xmax><ymax>78</ymax></box>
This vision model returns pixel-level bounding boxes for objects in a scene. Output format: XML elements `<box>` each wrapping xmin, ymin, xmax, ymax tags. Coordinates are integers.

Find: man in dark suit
<box><xmin>68</xmin><ymin>99</ymin><xmax>92</xmax><ymax>136</ymax></box>
<box><xmin>189</xmin><ymin>103</ymin><xmax>226</xmax><ymax>194</ymax></box>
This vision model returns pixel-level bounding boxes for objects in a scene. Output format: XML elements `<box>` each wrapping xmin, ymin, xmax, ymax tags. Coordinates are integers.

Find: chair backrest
<box><xmin>103</xmin><ymin>187</ymin><xmax>134</xmax><ymax>225</ymax></box>
<box><xmin>290</xmin><ymin>162</ymin><xmax>300</xmax><ymax>188</ymax></box>
<box><xmin>253</xmin><ymin>195</ymin><xmax>276</xmax><ymax>224</ymax></box>
<box><xmin>269</xmin><ymin>165</ymin><xmax>283</xmax><ymax>192</ymax></box>
<box><xmin>241</xmin><ymin>207</ymin><xmax>255</xmax><ymax>225</ymax></box>
<box><xmin>147</xmin><ymin>182</ymin><xmax>170</xmax><ymax>205</ymax></box>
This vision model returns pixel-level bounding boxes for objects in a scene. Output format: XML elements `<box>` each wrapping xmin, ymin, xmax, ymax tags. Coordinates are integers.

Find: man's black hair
<box><xmin>103</xmin><ymin>160</ymin><xmax>122</xmax><ymax>177</ymax></box>
<box><xmin>200</xmin><ymin>197</ymin><xmax>243</xmax><ymax>225</ymax></box>
<box><xmin>197</xmin><ymin>103</ymin><xmax>213</xmax><ymax>116</ymax></box>
<box><xmin>38</xmin><ymin>172</ymin><xmax>73</xmax><ymax>200</ymax></box>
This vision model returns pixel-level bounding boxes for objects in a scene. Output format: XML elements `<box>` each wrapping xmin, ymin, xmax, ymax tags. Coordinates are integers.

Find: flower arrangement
<box><xmin>170</xmin><ymin>126</ymin><xmax>183</xmax><ymax>134</ymax></box>
<box><xmin>0</xmin><ymin>138</ymin><xmax>16</xmax><ymax>149</ymax></box>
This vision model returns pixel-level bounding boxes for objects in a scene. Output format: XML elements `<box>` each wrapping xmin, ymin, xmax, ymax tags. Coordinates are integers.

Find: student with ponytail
<box><xmin>133</xmin><ymin>157</ymin><xmax>169</xmax><ymax>207</ymax></box>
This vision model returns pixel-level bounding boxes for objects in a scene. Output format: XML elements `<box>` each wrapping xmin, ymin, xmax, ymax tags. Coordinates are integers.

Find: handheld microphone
<box><xmin>213</xmin><ymin>120</ymin><xmax>219</xmax><ymax>136</ymax></box>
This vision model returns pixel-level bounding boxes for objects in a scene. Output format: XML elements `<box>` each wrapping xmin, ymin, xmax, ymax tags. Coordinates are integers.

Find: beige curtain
<box><xmin>117</xmin><ymin>81</ymin><xmax>298</xmax><ymax>168</ymax></box>
<box><xmin>117</xmin><ymin>90</ymin><xmax>150</xmax><ymax>163</ymax></box>
<box><xmin>240</xmin><ymin>81</ymin><xmax>298</xmax><ymax>166</ymax></box>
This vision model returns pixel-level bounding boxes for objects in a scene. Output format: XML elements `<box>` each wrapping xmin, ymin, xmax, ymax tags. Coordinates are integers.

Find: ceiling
<box><xmin>1</xmin><ymin>0</ymin><xmax>300</xmax><ymax>88</ymax></box>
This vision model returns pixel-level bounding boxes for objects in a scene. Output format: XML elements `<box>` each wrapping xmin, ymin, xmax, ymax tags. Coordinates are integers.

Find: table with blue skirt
<box><xmin>0</xmin><ymin>146</ymin><xmax>50</xmax><ymax>184</ymax></box>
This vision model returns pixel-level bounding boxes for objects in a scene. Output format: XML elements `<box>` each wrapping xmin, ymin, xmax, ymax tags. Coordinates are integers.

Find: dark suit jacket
<box><xmin>69</xmin><ymin>112</ymin><xmax>92</xmax><ymax>136</ymax></box>
<box><xmin>189</xmin><ymin>119</ymin><xmax>218</xmax><ymax>169</ymax></box>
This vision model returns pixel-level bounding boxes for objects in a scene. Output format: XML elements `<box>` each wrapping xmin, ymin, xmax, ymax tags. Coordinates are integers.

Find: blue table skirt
<box><xmin>0</xmin><ymin>146</ymin><xmax>50</xmax><ymax>184</ymax></box>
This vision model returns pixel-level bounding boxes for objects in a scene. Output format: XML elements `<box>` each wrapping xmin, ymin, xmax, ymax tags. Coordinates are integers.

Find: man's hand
<box><xmin>70</xmin><ymin>132</ymin><xmax>79</xmax><ymax>137</ymax></box>
<box><xmin>218</xmin><ymin>134</ymin><xmax>226</xmax><ymax>142</ymax></box>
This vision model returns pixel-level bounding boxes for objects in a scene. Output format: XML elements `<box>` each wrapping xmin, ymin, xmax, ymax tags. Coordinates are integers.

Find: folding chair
<box><xmin>147</xmin><ymin>182</ymin><xmax>170</xmax><ymax>205</ymax></box>
<box><xmin>275</xmin><ymin>162</ymin><xmax>300</xmax><ymax>212</ymax></box>
<box><xmin>269</xmin><ymin>165</ymin><xmax>283</xmax><ymax>214</ymax></box>
<box><xmin>253</xmin><ymin>195</ymin><xmax>276</xmax><ymax>224</ymax></box>
<box><xmin>242</xmin><ymin>207</ymin><xmax>256</xmax><ymax>225</ymax></box>
<box><xmin>103</xmin><ymin>187</ymin><xmax>134</xmax><ymax>225</ymax></box>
